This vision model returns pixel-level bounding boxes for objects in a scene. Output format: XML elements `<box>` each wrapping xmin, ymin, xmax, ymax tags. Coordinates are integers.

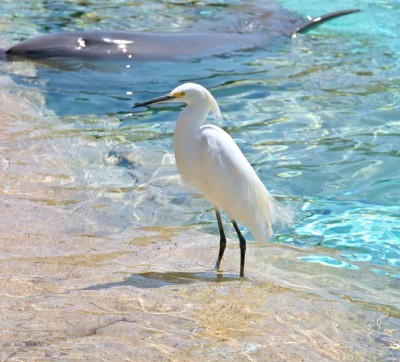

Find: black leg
<box><xmin>232</xmin><ymin>220</ymin><xmax>246</xmax><ymax>277</ymax></box>
<box><xmin>214</xmin><ymin>208</ymin><xmax>226</xmax><ymax>272</ymax></box>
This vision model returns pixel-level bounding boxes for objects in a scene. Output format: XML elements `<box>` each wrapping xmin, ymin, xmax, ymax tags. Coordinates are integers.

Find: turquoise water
<box><xmin>1</xmin><ymin>0</ymin><xmax>399</xmax><ymax>280</ymax></box>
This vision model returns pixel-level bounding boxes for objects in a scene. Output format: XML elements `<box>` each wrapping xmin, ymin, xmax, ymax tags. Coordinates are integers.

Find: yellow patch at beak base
<box><xmin>172</xmin><ymin>91</ymin><xmax>185</xmax><ymax>98</ymax></box>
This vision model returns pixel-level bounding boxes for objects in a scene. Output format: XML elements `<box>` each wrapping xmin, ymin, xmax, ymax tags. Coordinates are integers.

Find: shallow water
<box><xmin>2</xmin><ymin>0</ymin><xmax>398</xmax><ymax>276</ymax></box>
<box><xmin>0</xmin><ymin>0</ymin><xmax>399</xmax><ymax>359</ymax></box>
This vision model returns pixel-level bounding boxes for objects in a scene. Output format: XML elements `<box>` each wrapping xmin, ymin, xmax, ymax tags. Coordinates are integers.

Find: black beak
<box><xmin>132</xmin><ymin>94</ymin><xmax>176</xmax><ymax>108</ymax></box>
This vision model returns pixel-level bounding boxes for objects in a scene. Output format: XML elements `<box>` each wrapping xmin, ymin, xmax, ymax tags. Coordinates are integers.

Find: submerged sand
<box><xmin>1</xmin><ymin>60</ymin><xmax>399</xmax><ymax>362</ymax></box>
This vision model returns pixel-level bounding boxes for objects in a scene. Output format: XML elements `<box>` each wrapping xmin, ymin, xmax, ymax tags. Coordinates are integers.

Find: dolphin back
<box><xmin>0</xmin><ymin>9</ymin><xmax>361</xmax><ymax>62</ymax></box>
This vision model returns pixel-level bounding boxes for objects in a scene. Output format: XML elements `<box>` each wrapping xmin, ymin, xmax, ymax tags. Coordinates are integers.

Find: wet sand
<box><xmin>1</xmin><ymin>63</ymin><xmax>399</xmax><ymax>361</ymax></box>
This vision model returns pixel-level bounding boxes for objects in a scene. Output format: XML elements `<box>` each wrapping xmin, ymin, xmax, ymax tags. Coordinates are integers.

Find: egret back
<box><xmin>195</xmin><ymin>125</ymin><xmax>290</xmax><ymax>241</ymax></box>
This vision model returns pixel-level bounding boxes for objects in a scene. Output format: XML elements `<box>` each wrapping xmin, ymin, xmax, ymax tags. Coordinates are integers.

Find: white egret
<box><xmin>133</xmin><ymin>83</ymin><xmax>291</xmax><ymax>277</ymax></box>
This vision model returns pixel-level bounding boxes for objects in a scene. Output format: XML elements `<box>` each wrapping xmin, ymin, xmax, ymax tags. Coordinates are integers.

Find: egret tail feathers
<box><xmin>245</xmin><ymin>178</ymin><xmax>292</xmax><ymax>242</ymax></box>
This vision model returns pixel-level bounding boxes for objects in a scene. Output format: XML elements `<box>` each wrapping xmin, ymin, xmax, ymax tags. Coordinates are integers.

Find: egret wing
<box><xmin>197</xmin><ymin>125</ymin><xmax>256</xmax><ymax>215</ymax></box>
<box><xmin>197</xmin><ymin>124</ymin><xmax>288</xmax><ymax>241</ymax></box>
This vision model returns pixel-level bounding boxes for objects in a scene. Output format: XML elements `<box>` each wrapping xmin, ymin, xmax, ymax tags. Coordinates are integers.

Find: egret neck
<box><xmin>173</xmin><ymin>98</ymin><xmax>211</xmax><ymax>187</ymax></box>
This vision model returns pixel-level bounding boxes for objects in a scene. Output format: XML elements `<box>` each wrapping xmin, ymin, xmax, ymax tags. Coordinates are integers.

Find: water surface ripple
<box><xmin>0</xmin><ymin>1</ymin><xmax>399</xmax><ymax>359</ymax></box>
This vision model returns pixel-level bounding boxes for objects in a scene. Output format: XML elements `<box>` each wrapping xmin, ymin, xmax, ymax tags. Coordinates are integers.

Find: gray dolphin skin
<box><xmin>0</xmin><ymin>9</ymin><xmax>359</xmax><ymax>62</ymax></box>
<box><xmin>1</xmin><ymin>31</ymin><xmax>261</xmax><ymax>61</ymax></box>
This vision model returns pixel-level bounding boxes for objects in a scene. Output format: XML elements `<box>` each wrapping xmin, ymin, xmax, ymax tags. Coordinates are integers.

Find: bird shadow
<box><xmin>83</xmin><ymin>271</ymin><xmax>241</xmax><ymax>290</ymax></box>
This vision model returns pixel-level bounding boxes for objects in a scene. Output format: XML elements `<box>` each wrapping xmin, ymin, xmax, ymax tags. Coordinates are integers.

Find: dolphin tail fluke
<box><xmin>292</xmin><ymin>9</ymin><xmax>360</xmax><ymax>36</ymax></box>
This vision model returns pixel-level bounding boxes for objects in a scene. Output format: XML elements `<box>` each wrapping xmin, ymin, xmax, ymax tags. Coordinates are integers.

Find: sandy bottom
<box><xmin>1</xmin><ymin>194</ymin><xmax>399</xmax><ymax>361</ymax></box>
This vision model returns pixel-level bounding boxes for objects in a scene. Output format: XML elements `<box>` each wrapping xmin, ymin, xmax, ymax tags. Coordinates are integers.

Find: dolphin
<box><xmin>0</xmin><ymin>9</ymin><xmax>359</xmax><ymax>62</ymax></box>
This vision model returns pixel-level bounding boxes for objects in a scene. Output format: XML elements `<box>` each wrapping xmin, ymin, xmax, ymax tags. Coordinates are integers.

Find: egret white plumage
<box><xmin>133</xmin><ymin>83</ymin><xmax>291</xmax><ymax>277</ymax></box>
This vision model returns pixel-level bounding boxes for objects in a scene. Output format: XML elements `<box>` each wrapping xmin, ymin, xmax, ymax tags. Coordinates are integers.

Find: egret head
<box><xmin>133</xmin><ymin>83</ymin><xmax>223</xmax><ymax>121</ymax></box>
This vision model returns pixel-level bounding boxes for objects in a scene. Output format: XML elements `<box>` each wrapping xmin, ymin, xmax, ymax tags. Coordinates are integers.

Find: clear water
<box><xmin>1</xmin><ymin>0</ymin><xmax>399</xmax><ymax>282</ymax></box>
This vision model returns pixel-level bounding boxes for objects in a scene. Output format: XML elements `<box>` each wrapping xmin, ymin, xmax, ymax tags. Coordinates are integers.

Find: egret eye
<box><xmin>174</xmin><ymin>91</ymin><xmax>185</xmax><ymax>98</ymax></box>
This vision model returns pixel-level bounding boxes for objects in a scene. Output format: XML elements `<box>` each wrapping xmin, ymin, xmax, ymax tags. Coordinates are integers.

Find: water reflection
<box><xmin>2</xmin><ymin>35</ymin><xmax>399</xmax><ymax>276</ymax></box>
<box><xmin>1</xmin><ymin>1</ymin><xmax>400</xmax><ymax>359</ymax></box>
